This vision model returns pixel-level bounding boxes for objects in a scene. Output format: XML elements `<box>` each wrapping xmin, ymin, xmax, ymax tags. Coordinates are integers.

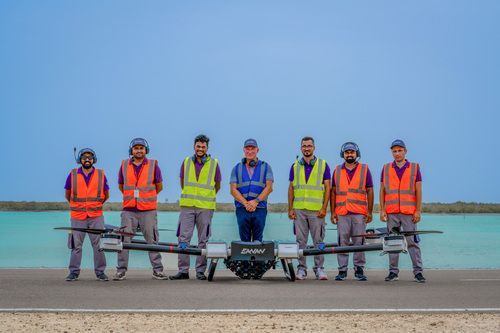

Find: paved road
<box><xmin>1</xmin><ymin>269</ymin><xmax>499</xmax><ymax>311</ymax></box>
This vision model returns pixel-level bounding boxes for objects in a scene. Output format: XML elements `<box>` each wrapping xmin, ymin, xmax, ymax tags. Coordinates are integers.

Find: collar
<box><xmin>342</xmin><ymin>162</ymin><xmax>358</xmax><ymax>171</ymax></box>
<box><xmin>392</xmin><ymin>159</ymin><xmax>409</xmax><ymax>169</ymax></box>
<box><xmin>129</xmin><ymin>157</ymin><xmax>149</xmax><ymax>166</ymax></box>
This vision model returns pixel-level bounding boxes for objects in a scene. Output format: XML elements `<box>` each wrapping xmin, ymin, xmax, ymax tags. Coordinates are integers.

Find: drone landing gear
<box><xmin>207</xmin><ymin>258</ymin><xmax>218</xmax><ymax>282</ymax></box>
<box><xmin>281</xmin><ymin>258</ymin><xmax>295</xmax><ymax>282</ymax></box>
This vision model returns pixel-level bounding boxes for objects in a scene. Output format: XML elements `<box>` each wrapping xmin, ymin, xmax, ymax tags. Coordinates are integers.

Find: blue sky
<box><xmin>1</xmin><ymin>1</ymin><xmax>499</xmax><ymax>203</ymax></box>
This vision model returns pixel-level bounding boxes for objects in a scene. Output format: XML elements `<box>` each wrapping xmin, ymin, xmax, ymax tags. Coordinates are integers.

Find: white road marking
<box><xmin>1</xmin><ymin>308</ymin><xmax>500</xmax><ymax>313</ymax></box>
<box><xmin>460</xmin><ymin>279</ymin><xmax>500</xmax><ymax>281</ymax></box>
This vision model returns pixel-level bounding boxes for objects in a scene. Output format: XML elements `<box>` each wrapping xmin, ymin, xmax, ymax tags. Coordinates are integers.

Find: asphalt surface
<box><xmin>1</xmin><ymin>269</ymin><xmax>499</xmax><ymax>311</ymax></box>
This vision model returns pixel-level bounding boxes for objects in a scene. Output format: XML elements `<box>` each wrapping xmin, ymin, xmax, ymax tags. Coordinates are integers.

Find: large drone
<box><xmin>55</xmin><ymin>225</ymin><xmax>442</xmax><ymax>282</ymax></box>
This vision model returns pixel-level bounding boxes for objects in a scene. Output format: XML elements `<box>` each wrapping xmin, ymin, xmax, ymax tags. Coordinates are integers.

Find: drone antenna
<box><xmin>73</xmin><ymin>147</ymin><xmax>77</xmax><ymax>162</ymax></box>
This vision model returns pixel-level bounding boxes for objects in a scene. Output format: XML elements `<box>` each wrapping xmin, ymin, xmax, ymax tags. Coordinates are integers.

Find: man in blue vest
<box><xmin>230</xmin><ymin>139</ymin><xmax>274</xmax><ymax>242</ymax></box>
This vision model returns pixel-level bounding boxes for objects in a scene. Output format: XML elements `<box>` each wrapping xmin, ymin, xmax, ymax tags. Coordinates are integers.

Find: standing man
<box><xmin>114</xmin><ymin>138</ymin><xmax>168</xmax><ymax>281</ymax></box>
<box><xmin>380</xmin><ymin>139</ymin><xmax>425</xmax><ymax>283</ymax></box>
<box><xmin>330</xmin><ymin>142</ymin><xmax>374</xmax><ymax>281</ymax></box>
<box><xmin>288</xmin><ymin>136</ymin><xmax>331</xmax><ymax>280</ymax></box>
<box><xmin>64</xmin><ymin>148</ymin><xmax>109</xmax><ymax>281</ymax></box>
<box><xmin>230</xmin><ymin>139</ymin><xmax>274</xmax><ymax>242</ymax></box>
<box><xmin>169</xmin><ymin>134</ymin><xmax>221</xmax><ymax>281</ymax></box>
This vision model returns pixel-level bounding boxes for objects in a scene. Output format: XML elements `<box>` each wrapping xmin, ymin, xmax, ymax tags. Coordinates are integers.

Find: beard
<box><xmin>345</xmin><ymin>157</ymin><xmax>356</xmax><ymax>164</ymax></box>
<box><xmin>82</xmin><ymin>162</ymin><xmax>93</xmax><ymax>170</ymax></box>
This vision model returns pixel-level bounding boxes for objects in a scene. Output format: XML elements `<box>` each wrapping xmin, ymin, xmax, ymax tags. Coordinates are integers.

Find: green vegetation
<box><xmin>0</xmin><ymin>201</ymin><xmax>499</xmax><ymax>213</ymax></box>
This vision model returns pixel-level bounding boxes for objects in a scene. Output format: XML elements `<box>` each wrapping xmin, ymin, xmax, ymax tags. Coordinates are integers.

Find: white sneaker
<box><xmin>296</xmin><ymin>269</ymin><xmax>307</xmax><ymax>280</ymax></box>
<box><xmin>316</xmin><ymin>268</ymin><xmax>328</xmax><ymax>280</ymax></box>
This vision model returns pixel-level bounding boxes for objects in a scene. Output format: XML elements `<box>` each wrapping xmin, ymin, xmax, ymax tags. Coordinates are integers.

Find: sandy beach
<box><xmin>1</xmin><ymin>312</ymin><xmax>500</xmax><ymax>333</ymax></box>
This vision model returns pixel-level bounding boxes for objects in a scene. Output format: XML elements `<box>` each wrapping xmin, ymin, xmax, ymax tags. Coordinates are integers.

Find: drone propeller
<box><xmin>352</xmin><ymin>228</ymin><xmax>443</xmax><ymax>238</ymax></box>
<box><xmin>54</xmin><ymin>227</ymin><xmax>136</xmax><ymax>237</ymax></box>
<box><xmin>104</xmin><ymin>224</ymin><xmax>175</xmax><ymax>232</ymax></box>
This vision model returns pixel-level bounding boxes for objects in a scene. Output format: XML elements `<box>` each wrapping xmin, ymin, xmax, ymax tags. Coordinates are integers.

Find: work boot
<box><xmin>113</xmin><ymin>272</ymin><xmax>126</xmax><ymax>281</ymax></box>
<box><xmin>296</xmin><ymin>269</ymin><xmax>307</xmax><ymax>280</ymax></box>
<box><xmin>152</xmin><ymin>271</ymin><xmax>169</xmax><ymax>280</ymax></box>
<box><xmin>335</xmin><ymin>271</ymin><xmax>347</xmax><ymax>281</ymax></box>
<box><xmin>385</xmin><ymin>272</ymin><xmax>398</xmax><ymax>282</ymax></box>
<box><xmin>196</xmin><ymin>272</ymin><xmax>207</xmax><ymax>280</ymax></box>
<box><xmin>96</xmin><ymin>273</ymin><xmax>109</xmax><ymax>282</ymax></box>
<box><xmin>315</xmin><ymin>268</ymin><xmax>328</xmax><ymax>280</ymax></box>
<box><xmin>354</xmin><ymin>267</ymin><xmax>367</xmax><ymax>281</ymax></box>
<box><xmin>65</xmin><ymin>273</ymin><xmax>79</xmax><ymax>282</ymax></box>
<box><xmin>169</xmin><ymin>272</ymin><xmax>189</xmax><ymax>280</ymax></box>
<box><xmin>414</xmin><ymin>273</ymin><xmax>426</xmax><ymax>283</ymax></box>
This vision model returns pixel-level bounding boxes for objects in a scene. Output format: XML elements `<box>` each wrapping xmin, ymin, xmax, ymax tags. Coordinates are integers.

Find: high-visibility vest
<box><xmin>334</xmin><ymin>163</ymin><xmax>368</xmax><ymax>216</ymax></box>
<box><xmin>122</xmin><ymin>159</ymin><xmax>158</xmax><ymax>211</ymax></box>
<box><xmin>235</xmin><ymin>160</ymin><xmax>268</xmax><ymax>209</ymax></box>
<box><xmin>69</xmin><ymin>168</ymin><xmax>106</xmax><ymax>220</ymax></box>
<box><xmin>179</xmin><ymin>156</ymin><xmax>218</xmax><ymax>210</ymax></box>
<box><xmin>292</xmin><ymin>158</ymin><xmax>325</xmax><ymax>211</ymax></box>
<box><xmin>383</xmin><ymin>162</ymin><xmax>418</xmax><ymax>215</ymax></box>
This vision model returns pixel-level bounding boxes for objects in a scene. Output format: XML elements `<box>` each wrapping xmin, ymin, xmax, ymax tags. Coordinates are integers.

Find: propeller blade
<box><xmin>352</xmin><ymin>230</ymin><xmax>443</xmax><ymax>238</ymax></box>
<box><xmin>54</xmin><ymin>227</ymin><xmax>105</xmax><ymax>235</ymax></box>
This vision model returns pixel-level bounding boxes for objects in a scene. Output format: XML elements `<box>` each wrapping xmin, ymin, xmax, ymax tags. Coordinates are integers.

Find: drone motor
<box><xmin>99</xmin><ymin>233</ymin><xmax>123</xmax><ymax>252</ymax></box>
<box><xmin>382</xmin><ymin>235</ymin><xmax>407</xmax><ymax>254</ymax></box>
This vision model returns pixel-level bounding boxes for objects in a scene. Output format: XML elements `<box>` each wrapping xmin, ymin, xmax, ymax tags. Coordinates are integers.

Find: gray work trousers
<box><xmin>68</xmin><ymin>216</ymin><xmax>106</xmax><ymax>276</ymax></box>
<box><xmin>116</xmin><ymin>210</ymin><xmax>163</xmax><ymax>273</ymax></box>
<box><xmin>388</xmin><ymin>213</ymin><xmax>423</xmax><ymax>275</ymax></box>
<box><xmin>176</xmin><ymin>206</ymin><xmax>213</xmax><ymax>274</ymax></box>
<box><xmin>294</xmin><ymin>209</ymin><xmax>325</xmax><ymax>272</ymax></box>
<box><xmin>337</xmin><ymin>214</ymin><xmax>366</xmax><ymax>271</ymax></box>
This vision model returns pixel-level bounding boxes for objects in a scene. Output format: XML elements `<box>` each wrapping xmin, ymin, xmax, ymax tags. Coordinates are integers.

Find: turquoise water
<box><xmin>0</xmin><ymin>212</ymin><xmax>499</xmax><ymax>269</ymax></box>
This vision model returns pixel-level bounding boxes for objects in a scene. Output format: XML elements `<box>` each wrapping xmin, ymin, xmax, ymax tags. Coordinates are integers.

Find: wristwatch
<box><xmin>255</xmin><ymin>197</ymin><xmax>261</xmax><ymax>203</ymax></box>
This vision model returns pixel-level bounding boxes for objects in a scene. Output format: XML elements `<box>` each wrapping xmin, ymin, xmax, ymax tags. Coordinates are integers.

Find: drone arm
<box><xmin>123</xmin><ymin>242</ymin><xmax>202</xmax><ymax>256</ymax></box>
<box><xmin>302</xmin><ymin>244</ymin><xmax>383</xmax><ymax>256</ymax></box>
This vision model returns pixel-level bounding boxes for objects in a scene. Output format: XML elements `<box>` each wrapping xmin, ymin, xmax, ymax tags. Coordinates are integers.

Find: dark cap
<box><xmin>390</xmin><ymin>139</ymin><xmax>406</xmax><ymax>149</ymax></box>
<box><xmin>244</xmin><ymin>138</ymin><xmax>258</xmax><ymax>147</ymax></box>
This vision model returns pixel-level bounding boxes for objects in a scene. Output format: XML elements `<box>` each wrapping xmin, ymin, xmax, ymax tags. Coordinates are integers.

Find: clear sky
<box><xmin>1</xmin><ymin>1</ymin><xmax>499</xmax><ymax>203</ymax></box>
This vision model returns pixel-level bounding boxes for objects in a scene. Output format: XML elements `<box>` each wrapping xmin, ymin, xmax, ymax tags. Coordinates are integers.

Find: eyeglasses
<box><xmin>81</xmin><ymin>156</ymin><xmax>94</xmax><ymax>161</ymax></box>
<box><xmin>301</xmin><ymin>145</ymin><xmax>314</xmax><ymax>148</ymax></box>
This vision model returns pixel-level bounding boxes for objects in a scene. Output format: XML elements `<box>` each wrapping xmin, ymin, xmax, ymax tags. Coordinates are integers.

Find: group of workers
<box><xmin>64</xmin><ymin>135</ymin><xmax>425</xmax><ymax>284</ymax></box>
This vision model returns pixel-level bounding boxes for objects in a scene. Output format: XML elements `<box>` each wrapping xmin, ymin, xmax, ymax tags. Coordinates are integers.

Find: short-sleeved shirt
<box><xmin>118</xmin><ymin>158</ymin><xmax>163</xmax><ymax>185</ymax></box>
<box><xmin>288</xmin><ymin>159</ymin><xmax>331</xmax><ymax>183</ymax></box>
<box><xmin>331</xmin><ymin>163</ymin><xmax>373</xmax><ymax>188</ymax></box>
<box><xmin>179</xmin><ymin>159</ymin><xmax>222</xmax><ymax>182</ymax></box>
<box><xmin>230</xmin><ymin>162</ymin><xmax>274</xmax><ymax>184</ymax></box>
<box><xmin>65</xmin><ymin>167</ymin><xmax>109</xmax><ymax>191</ymax></box>
<box><xmin>380</xmin><ymin>160</ymin><xmax>422</xmax><ymax>183</ymax></box>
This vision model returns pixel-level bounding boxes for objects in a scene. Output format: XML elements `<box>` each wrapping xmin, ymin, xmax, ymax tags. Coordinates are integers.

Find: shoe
<box><xmin>315</xmin><ymin>268</ymin><xmax>328</xmax><ymax>280</ymax></box>
<box><xmin>296</xmin><ymin>269</ymin><xmax>307</xmax><ymax>280</ymax></box>
<box><xmin>196</xmin><ymin>272</ymin><xmax>207</xmax><ymax>280</ymax></box>
<box><xmin>354</xmin><ymin>267</ymin><xmax>367</xmax><ymax>281</ymax></box>
<box><xmin>335</xmin><ymin>271</ymin><xmax>347</xmax><ymax>281</ymax></box>
<box><xmin>152</xmin><ymin>271</ymin><xmax>169</xmax><ymax>280</ymax></box>
<box><xmin>169</xmin><ymin>272</ymin><xmax>189</xmax><ymax>280</ymax></box>
<box><xmin>96</xmin><ymin>273</ymin><xmax>109</xmax><ymax>282</ymax></box>
<box><xmin>385</xmin><ymin>272</ymin><xmax>399</xmax><ymax>282</ymax></box>
<box><xmin>65</xmin><ymin>273</ymin><xmax>79</xmax><ymax>282</ymax></box>
<box><xmin>113</xmin><ymin>272</ymin><xmax>126</xmax><ymax>281</ymax></box>
<box><xmin>414</xmin><ymin>273</ymin><xmax>426</xmax><ymax>283</ymax></box>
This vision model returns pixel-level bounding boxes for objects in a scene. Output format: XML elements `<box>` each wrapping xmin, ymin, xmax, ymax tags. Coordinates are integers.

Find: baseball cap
<box><xmin>390</xmin><ymin>139</ymin><xmax>406</xmax><ymax>149</ymax></box>
<box><xmin>244</xmin><ymin>138</ymin><xmax>258</xmax><ymax>147</ymax></box>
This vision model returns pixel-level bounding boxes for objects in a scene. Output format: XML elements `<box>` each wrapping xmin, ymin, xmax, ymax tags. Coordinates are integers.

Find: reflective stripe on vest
<box><xmin>334</xmin><ymin>163</ymin><xmax>368</xmax><ymax>216</ymax></box>
<box><xmin>69</xmin><ymin>168</ymin><xmax>106</xmax><ymax>220</ymax></box>
<box><xmin>292</xmin><ymin>158</ymin><xmax>325</xmax><ymax>211</ymax></box>
<box><xmin>122</xmin><ymin>159</ymin><xmax>157</xmax><ymax>211</ymax></box>
<box><xmin>235</xmin><ymin>161</ymin><xmax>268</xmax><ymax>208</ymax></box>
<box><xmin>179</xmin><ymin>157</ymin><xmax>218</xmax><ymax>210</ymax></box>
<box><xmin>384</xmin><ymin>162</ymin><xmax>418</xmax><ymax>215</ymax></box>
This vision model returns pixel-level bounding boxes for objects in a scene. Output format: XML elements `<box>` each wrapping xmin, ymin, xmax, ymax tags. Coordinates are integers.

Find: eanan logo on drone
<box><xmin>241</xmin><ymin>248</ymin><xmax>266</xmax><ymax>255</ymax></box>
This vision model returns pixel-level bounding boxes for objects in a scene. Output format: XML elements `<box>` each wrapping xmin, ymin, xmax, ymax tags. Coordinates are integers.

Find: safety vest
<box><xmin>69</xmin><ymin>168</ymin><xmax>106</xmax><ymax>220</ymax></box>
<box><xmin>383</xmin><ymin>162</ymin><xmax>418</xmax><ymax>215</ymax></box>
<box><xmin>235</xmin><ymin>160</ymin><xmax>268</xmax><ymax>209</ymax></box>
<box><xmin>334</xmin><ymin>163</ymin><xmax>368</xmax><ymax>216</ymax></box>
<box><xmin>122</xmin><ymin>159</ymin><xmax>158</xmax><ymax>211</ymax></box>
<box><xmin>180</xmin><ymin>156</ymin><xmax>218</xmax><ymax>210</ymax></box>
<box><xmin>293</xmin><ymin>158</ymin><xmax>325</xmax><ymax>211</ymax></box>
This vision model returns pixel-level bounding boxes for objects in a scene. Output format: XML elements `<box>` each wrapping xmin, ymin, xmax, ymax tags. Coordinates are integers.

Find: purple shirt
<box><xmin>380</xmin><ymin>160</ymin><xmax>422</xmax><ymax>182</ymax></box>
<box><xmin>118</xmin><ymin>158</ymin><xmax>163</xmax><ymax>185</ymax></box>
<box><xmin>288</xmin><ymin>159</ymin><xmax>331</xmax><ymax>183</ymax></box>
<box><xmin>65</xmin><ymin>167</ymin><xmax>109</xmax><ymax>191</ymax></box>
<box><xmin>332</xmin><ymin>163</ymin><xmax>373</xmax><ymax>188</ymax></box>
<box><xmin>180</xmin><ymin>159</ymin><xmax>222</xmax><ymax>182</ymax></box>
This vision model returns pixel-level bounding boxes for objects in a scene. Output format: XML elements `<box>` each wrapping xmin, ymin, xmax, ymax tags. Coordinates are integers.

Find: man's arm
<box><xmin>365</xmin><ymin>187</ymin><xmax>374</xmax><ymax>223</ymax></box>
<box><xmin>379</xmin><ymin>182</ymin><xmax>387</xmax><ymax>222</ymax></box>
<box><xmin>318</xmin><ymin>179</ymin><xmax>331</xmax><ymax>218</ymax></box>
<box><xmin>103</xmin><ymin>191</ymin><xmax>109</xmax><ymax>203</ymax></box>
<box><xmin>215</xmin><ymin>181</ymin><xmax>221</xmax><ymax>193</ymax></box>
<box><xmin>230</xmin><ymin>183</ymin><xmax>248</xmax><ymax>205</ymax></box>
<box><xmin>413</xmin><ymin>181</ymin><xmax>422</xmax><ymax>223</ymax></box>
<box><xmin>65</xmin><ymin>189</ymin><xmax>71</xmax><ymax>203</ymax></box>
<box><xmin>287</xmin><ymin>182</ymin><xmax>296</xmax><ymax>220</ymax></box>
<box><xmin>330</xmin><ymin>186</ymin><xmax>337</xmax><ymax>224</ymax></box>
<box><xmin>155</xmin><ymin>182</ymin><xmax>163</xmax><ymax>194</ymax></box>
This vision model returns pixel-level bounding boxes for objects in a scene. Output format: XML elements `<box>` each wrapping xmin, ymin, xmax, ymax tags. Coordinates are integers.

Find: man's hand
<box><xmin>364</xmin><ymin>212</ymin><xmax>373</xmax><ymax>223</ymax></box>
<box><xmin>317</xmin><ymin>207</ymin><xmax>327</xmax><ymax>218</ymax></box>
<box><xmin>380</xmin><ymin>211</ymin><xmax>388</xmax><ymax>222</ymax></box>
<box><xmin>412</xmin><ymin>210</ymin><xmax>421</xmax><ymax>223</ymax></box>
<box><xmin>246</xmin><ymin>200</ymin><xmax>258</xmax><ymax>212</ymax></box>
<box><xmin>330</xmin><ymin>213</ymin><xmax>338</xmax><ymax>224</ymax></box>
<box><xmin>288</xmin><ymin>209</ymin><xmax>296</xmax><ymax>220</ymax></box>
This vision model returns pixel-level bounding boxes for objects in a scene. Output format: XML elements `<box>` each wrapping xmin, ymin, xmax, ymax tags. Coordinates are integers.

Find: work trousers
<box><xmin>235</xmin><ymin>207</ymin><xmax>267</xmax><ymax>242</ymax></box>
<box><xmin>337</xmin><ymin>214</ymin><xmax>366</xmax><ymax>271</ymax></box>
<box><xmin>176</xmin><ymin>206</ymin><xmax>213</xmax><ymax>273</ymax></box>
<box><xmin>116</xmin><ymin>210</ymin><xmax>163</xmax><ymax>273</ymax></box>
<box><xmin>294</xmin><ymin>209</ymin><xmax>325</xmax><ymax>272</ymax></box>
<box><xmin>68</xmin><ymin>216</ymin><xmax>106</xmax><ymax>276</ymax></box>
<box><xmin>387</xmin><ymin>213</ymin><xmax>423</xmax><ymax>275</ymax></box>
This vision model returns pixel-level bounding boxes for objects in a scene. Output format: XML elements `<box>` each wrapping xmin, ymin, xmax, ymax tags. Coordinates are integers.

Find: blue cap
<box><xmin>244</xmin><ymin>138</ymin><xmax>258</xmax><ymax>147</ymax></box>
<box><xmin>341</xmin><ymin>142</ymin><xmax>358</xmax><ymax>153</ymax></box>
<box><xmin>390</xmin><ymin>139</ymin><xmax>406</xmax><ymax>149</ymax></box>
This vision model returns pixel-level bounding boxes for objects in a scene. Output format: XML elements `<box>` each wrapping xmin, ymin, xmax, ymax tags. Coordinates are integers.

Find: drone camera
<box><xmin>99</xmin><ymin>233</ymin><xmax>123</xmax><ymax>252</ymax></box>
<box><xmin>383</xmin><ymin>235</ymin><xmax>407</xmax><ymax>253</ymax></box>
